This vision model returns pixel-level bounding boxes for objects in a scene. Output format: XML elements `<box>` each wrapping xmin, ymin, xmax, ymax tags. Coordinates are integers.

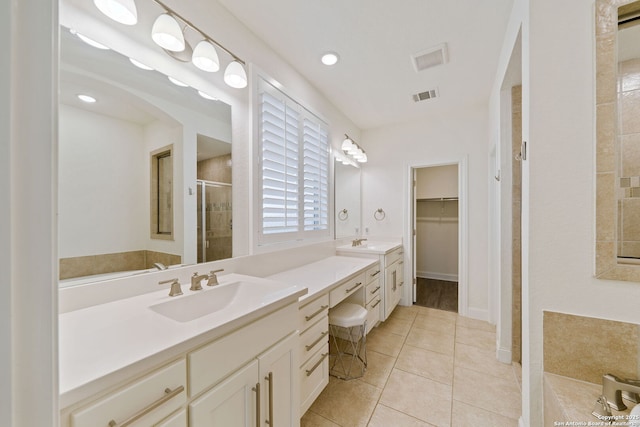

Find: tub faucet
<box><xmin>153</xmin><ymin>262</ymin><xmax>168</xmax><ymax>271</ymax></box>
<box><xmin>352</xmin><ymin>238</ymin><xmax>367</xmax><ymax>247</ymax></box>
<box><xmin>602</xmin><ymin>373</ymin><xmax>640</xmax><ymax>410</ymax></box>
<box><xmin>190</xmin><ymin>272</ymin><xmax>207</xmax><ymax>291</ymax></box>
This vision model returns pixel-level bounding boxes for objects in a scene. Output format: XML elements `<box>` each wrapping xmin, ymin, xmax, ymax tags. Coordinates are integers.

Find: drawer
<box><xmin>299</xmin><ymin>294</ymin><xmax>329</xmax><ymax>332</ymax></box>
<box><xmin>365</xmin><ymin>264</ymin><xmax>382</xmax><ymax>284</ymax></box>
<box><xmin>365</xmin><ymin>278</ymin><xmax>381</xmax><ymax>304</ymax></box>
<box><xmin>385</xmin><ymin>246</ymin><xmax>404</xmax><ymax>267</ymax></box>
<box><xmin>189</xmin><ymin>303</ymin><xmax>297</xmax><ymax>396</ymax></box>
<box><xmin>329</xmin><ymin>272</ymin><xmax>365</xmax><ymax>307</ymax></box>
<box><xmin>300</xmin><ymin>345</ymin><xmax>329</xmax><ymax>415</ymax></box>
<box><xmin>299</xmin><ymin>315</ymin><xmax>329</xmax><ymax>366</ymax></box>
<box><xmin>71</xmin><ymin>359</ymin><xmax>186</xmax><ymax>427</ymax></box>
<box><xmin>365</xmin><ymin>297</ymin><xmax>382</xmax><ymax>333</ymax></box>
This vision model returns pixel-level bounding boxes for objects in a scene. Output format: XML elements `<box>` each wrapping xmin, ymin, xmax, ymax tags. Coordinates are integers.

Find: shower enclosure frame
<box><xmin>197</xmin><ymin>179</ymin><xmax>232</xmax><ymax>263</ymax></box>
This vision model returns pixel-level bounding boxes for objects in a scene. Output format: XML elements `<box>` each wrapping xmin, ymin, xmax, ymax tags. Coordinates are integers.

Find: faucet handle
<box><xmin>159</xmin><ymin>278</ymin><xmax>182</xmax><ymax>297</ymax></box>
<box><xmin>207</xmin><ymin>269</ymin><xmax>224</xmax><ymax>286</ymax></box>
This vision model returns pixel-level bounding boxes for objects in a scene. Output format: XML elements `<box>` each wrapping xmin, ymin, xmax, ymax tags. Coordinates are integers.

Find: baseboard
<box><xmin>496</xmin><ymin>346</ymin><xmax>512</xmax><ymax>364</ymax></box>
<box><xmin>416</xmin><ymin>271</ymin><xmax>458</xmax><ymax>282</ymax></box>
<box><xmin>519</xmin><ymin>416</ymin><xmax>525</xmax><ymax>427</ymax></box>
<box><xmin>466</xmin><ymin>307</ymin><xmax>489</xmax><ymax>322</ymax></box>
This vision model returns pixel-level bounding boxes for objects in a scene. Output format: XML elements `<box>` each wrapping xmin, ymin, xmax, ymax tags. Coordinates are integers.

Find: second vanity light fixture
<box><xmin>341</xmin><ymin>134</ymin><xmax>368</xmax><ymax>164</ymax></box>
<box><xmin>93</xmin><ymin>0</ymin><xmax>248</xmax><ymax>89</ymax></box>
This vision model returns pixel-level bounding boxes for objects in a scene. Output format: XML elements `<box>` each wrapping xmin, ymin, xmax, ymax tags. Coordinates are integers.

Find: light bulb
<box><xmin>78</xmin><ymin>94</ymin><xmax>97</xmax><ymax>103</ymax></box>
<box><xmin>129</xmin><ymin>58</ymin><xmax>153</xmax><ymax>70</ymax></box>
<box><xmin>151</xmin><ymin>14</ymin><xmax>185</xmax><ymax>52</ymax></box>
<box><xmin>168</xmin><ymin>76</ymin><xmax>188</xmax><ymax>87</ymax></box>
<box><xmin>192</xmin><ymin>40</ymin><xmax>220</xmax><ymax>72</ymax></box>
<box><xmin>76</xmin><ymin>32</ymin><xmax>110</xmax><ymax>50</ymax></box>
<box><xmin>224</xmin><ymin>61</ymin><xmax>248</xmax><ymax>89</ymax></box>
<box><xmin>357</xmin><ymin>153</ymin><xmax>368</xmax><ymax>163</ymax></box>
<box><xmin>198</xmin><ymin>90</ymin><xmax>218</xmax><ymax>101</ymax></box>
<box><xmin>94</xmin><ymin>0</ymin><xmax>138</xmax><ymax>25</ymax></box>
<box><xmin>341</xmin><ymin>137</ymin><xmax>354</xmax><ymax>152</ymax></box>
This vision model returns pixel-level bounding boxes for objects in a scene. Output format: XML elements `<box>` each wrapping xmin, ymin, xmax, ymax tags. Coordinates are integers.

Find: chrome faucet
<box><xmin>352</xmin><ymin>238</ymin><xmax>367</xmax><ymax>247</ymax></box>
<box><xmin>206</xmin><ymin>269</ymin><xmax>224</xmax><ymax>286</ymax></box>
<box><xmin>190</xmin><ymin>272</ymin><xmax>208</xmax><ymax>291</ymax></box>
<box><xmin>158</xmin><ymin>278</ymin><xmax>182</xmax><ymax>297</ymax></box>
<box><xmin>602</xmin><ymin>373</ymin><xmax>640</xmax><ymax>410</ymax></box>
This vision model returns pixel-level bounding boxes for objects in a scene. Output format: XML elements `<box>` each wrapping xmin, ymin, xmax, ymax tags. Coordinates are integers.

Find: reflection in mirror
<box><xmin>617</xmin><ymin>1</ymin><xmax>640</xmax><ymax>261</ymax></box>
<box><xmin>334</xmin><ymin>159</ymin><xmax>362</xmax><ymax>238</ymax></box>
<box><xmin>151</xmin><ymin>145</ymin><xmax>174</xmax><ymax>239</ymax></box>
<box><xmin>58</xmin><ymin>27</ymin><xmax>232</xmax><ymax>286</ymax></box>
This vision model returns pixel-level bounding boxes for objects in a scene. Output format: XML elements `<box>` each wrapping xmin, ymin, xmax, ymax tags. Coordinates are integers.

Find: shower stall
<box><xmin>197</xmin><ymin>180</ymin><xmax>232</xmax><ymax>263</ymax></box>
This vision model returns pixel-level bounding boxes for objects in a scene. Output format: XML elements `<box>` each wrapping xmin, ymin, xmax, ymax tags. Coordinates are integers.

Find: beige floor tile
<box><xmin>453</xmin><ymin>366</ymin><xmax>521</xmax><ymax>420</ymax></box>
<box><xmin>455</xmin><ymin>316</ymin><xmax>496</xmax><ymax>333</ymax></box>
<box><xmin>413</xmin><ymin>306</ymin><xmax>458</xmax><ymax>321</ymax></box>
<box><xmin>455</xmin><ymin>325</ymin><xmax>495</xmax><ymax>351</ymax></box>
<box><xmin>405</xmin><ymin>327</ymin><xmax>455</xmax><ymax>356</ymax></box>
<box><xmin>389</xmin><ymin>305</ymin><xmax>419</xmax><ymax>322</ymax></box>
<box><xmin>367</xmin><ymin>329</ymin><xmax>406</xmax><ymax>357</ymax></box>
<box><xmin>376</xmin><ymin>316</ymin><xmax>413</xmax><ymax>337</ymax></box>
<box><xmin>396</xmin><ymin>344</ymin><xmax>454</xmax><ymax>385</ymax></box>
<box><xmin>380</xmin><ymin>369</ymin><xmax>452</xmax><ymax>427</ymax></box>
<box><xmin>454</xmin><ymin>343</ymin><xmax>515</xmax><ymax>381</ymax></box>
<box><xmin>301</xmin><ymin>410</ymin><xmax>340</xmax><ymax>427</ymax></box>
<box><xmin>367</xmin><ymin>403</ymin><xmax>436</xmax><ymax>427</ymax></box>
<box><xmin>413</xmin><ymin>314</ymin><xmax>456</xmax><ymax>336</ymax></box>
<box><xmin>451</xmin><ymin>401</ymin><xmax>519</xmax><ymax>427</ymax></box>
<box><xmin>360</xmin><ymin>350</ymin><xmax>396</xmax><ymax>389</ymax></box>
<box><xmin>309</xmin><ymin>377</ymin><xmax>382</xmax><ymax>427</ymax></box>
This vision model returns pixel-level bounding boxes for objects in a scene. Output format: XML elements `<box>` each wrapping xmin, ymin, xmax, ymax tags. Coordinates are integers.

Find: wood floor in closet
<box><xmin>414</xmin><ymin>278</ymin><xmax>458</xmax><ymax>312</ymax></box>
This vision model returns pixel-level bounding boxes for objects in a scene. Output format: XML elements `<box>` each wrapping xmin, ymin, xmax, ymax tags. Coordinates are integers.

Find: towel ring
<box><xmin>338</xmin><ymin>209</ymin><xmax>349</xmax><ymax>221</ymax></box>
<box><xmin>374</xmin><ymin>208</ymin><xmax>386</xmax><ymax>221</ymax></box>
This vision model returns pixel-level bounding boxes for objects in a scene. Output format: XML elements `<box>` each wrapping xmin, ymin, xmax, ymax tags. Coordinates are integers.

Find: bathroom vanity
<box><xmin>59</xmin><ymin>274</ymin><xmax>306</xmax><ymax>427</ymax></box>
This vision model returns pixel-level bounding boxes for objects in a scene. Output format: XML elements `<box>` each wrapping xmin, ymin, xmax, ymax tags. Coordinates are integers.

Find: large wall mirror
<box><xmin>58</xmin><ymin>20</ymin><xmax>233</xmax><ymax>287</ymax></box>
<box><xmin>334</xmin><ymin>159</ymin><xmax>362</xmax><ymax>238</ymax></box>
<box><xmin>595</xmin><ymin>0</ymin><xmax>640</xmax><ymax>281</ymax></box>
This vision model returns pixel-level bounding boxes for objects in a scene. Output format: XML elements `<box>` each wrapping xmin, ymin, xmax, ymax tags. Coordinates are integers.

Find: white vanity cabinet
<box><xmin>384</xmin><ymin>253</ymin><xmax>404</xmax><ymax>320</ymax></box>
<box><xmin>298</xmin><ymin>294</ymin><xmax>329</xmax><ymax>414</ymax></box>
<box><xmin>63</xmin><ymin>302</ymin><xmax>300</xmax><ymax>427</ymax></box>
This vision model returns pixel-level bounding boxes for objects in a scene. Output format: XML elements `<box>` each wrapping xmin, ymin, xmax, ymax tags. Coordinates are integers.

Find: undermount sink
<box><xmin>149</xmin><ymin>277</ymin><xmax>302</xmax><ymax>323</ymax></box>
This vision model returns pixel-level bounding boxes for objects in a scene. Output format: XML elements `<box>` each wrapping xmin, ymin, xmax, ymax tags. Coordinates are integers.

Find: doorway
<box><xmin>412</xmin><ymin>164</ymin><xmax>460</xmax><ymax>313</ymax></box>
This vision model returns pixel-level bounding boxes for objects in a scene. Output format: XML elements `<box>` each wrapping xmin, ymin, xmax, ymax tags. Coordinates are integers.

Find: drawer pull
<box><xmin>306</xmin><ymin>353</ymin><xmax>329</xmax><ymax>376</ymax></box>
<box><xmin>107</xmin><ymin>385</ymin><xmax>184</xmax><ymax>427</ymax></box>
<box><xmin>370</xmin><ymin>270</ymin><xmax>381</xmax><ymax>277</ymax></box>
<box><xmin>371</xmin><ymin>299</ymin><xmax>381</xmax><ymax>308</ymax></box>
<box><xmin>305</xmin><ymin>305</ymin><xmax>329</xmax><ymax>322</ymax></box>
<box><xmin>370</xmin><ymin>286</ymin><xmax>380</xmax><ymax>294</ymax></box>
<box><xmin>345</xmin><ymin>282</ymin><xmax>362</xmax><ymax>293</ymax></box>
<box><xmin>305</xmin><ymin>331</ymin><xmax>329</xmax><ymax>351</ymax></box>
<box><xmin>252</xmin><ymin>383</ymin><xmax>260</xmax><ymax>427</ymax></box>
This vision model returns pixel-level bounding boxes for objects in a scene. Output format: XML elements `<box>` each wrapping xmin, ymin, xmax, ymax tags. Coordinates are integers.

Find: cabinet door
<box><xmin>189</xmin><ymin>361</ymin><xmax>259</xmax><ymax>427</ymax></box>
<box><xmin>258</xmin><ymin>333</ymin><xmax>299</xmax><ymax>427</ymax></box>
<box><xmin>384</xmin><ymin>262</ymin><xmax>400</xmax><ymax>319</ymax></box>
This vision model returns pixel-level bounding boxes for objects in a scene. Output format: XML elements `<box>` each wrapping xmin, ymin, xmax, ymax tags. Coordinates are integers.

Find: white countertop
<box><xmin>59</xmin><ymin>273</ymin><xmax>306</xmax><ymax>408</ymax></box>
<box><xmin>335</xmin><ymin>240</ymin><xmax>402</xmax><ymax>255</ymax></box>
<box><xmin>267</xmin><ymin>256</ymin><xmax>378</xmax><ymax>302</ymax></box>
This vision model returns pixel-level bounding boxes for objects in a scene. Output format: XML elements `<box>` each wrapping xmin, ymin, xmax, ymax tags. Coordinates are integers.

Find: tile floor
<box><xmin>301</xmin><ymin>305</ymin><xmax>522</xmax><ymax>427</ymax></box>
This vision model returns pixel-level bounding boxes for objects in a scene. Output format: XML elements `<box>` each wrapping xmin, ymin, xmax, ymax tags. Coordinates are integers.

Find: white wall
<box><xmin>361</xmin><ymin>104</ymin><xmax>490</xmax><ymax>316</ymax></box>
<box><xmin>59</xmin><ymin>105</ymin><xmax>147</xmax><ymax>257</ymax></box>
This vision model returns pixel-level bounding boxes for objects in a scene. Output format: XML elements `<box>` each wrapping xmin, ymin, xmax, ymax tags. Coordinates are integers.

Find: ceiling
<box><xmin>218</xmin><ymin>0</ymin><xmax>515</xmax><ymax>130</ymax></box>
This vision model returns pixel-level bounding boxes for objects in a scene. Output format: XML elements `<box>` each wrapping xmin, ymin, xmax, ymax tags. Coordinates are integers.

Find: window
<box><xmin>257</xmin><ymin>79</ymin><xmax>330</xmax><ymax>244</ymax></box>
<box><xmin>150</xmin><ymin>145</ymin><xmax>173</xmax><ymax>240</ymax></box>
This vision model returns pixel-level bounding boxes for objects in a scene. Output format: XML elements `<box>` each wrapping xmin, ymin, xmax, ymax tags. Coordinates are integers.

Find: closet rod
<box><xmin>417</xmin><ymin>197</ymin><xmax>459</xmax><ymax>202</ymax></box>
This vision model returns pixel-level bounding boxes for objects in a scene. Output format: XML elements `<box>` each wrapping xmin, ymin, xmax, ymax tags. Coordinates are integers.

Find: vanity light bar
<box><xmin>341</xmin><ymin>134</ymin><xmax>367</xmax><ymax>163</ymax></box>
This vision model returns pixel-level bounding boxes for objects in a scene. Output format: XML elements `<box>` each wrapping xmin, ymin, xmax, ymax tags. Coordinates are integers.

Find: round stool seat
<box><xmin>329</xmin><ymin>303</ymin><xmax>367</xmax><ymax>328</ymax></box>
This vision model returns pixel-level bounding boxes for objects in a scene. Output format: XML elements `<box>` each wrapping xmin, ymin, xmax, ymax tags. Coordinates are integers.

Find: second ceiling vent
<box><xmin>413</xmin><ymin>88</ymin><xmax>439</xmax><ymax>102</ymax></box>
<box><xmin>411</xmin><ymin>43</ymin><xmax>448</xmax><ymax>72</ymax></box>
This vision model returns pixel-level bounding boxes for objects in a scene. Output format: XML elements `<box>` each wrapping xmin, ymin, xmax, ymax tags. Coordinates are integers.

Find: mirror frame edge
<box><xmin>595</xmin><ymin>0</ymin><xmax>640</xmax><ymax>282</ymax></box>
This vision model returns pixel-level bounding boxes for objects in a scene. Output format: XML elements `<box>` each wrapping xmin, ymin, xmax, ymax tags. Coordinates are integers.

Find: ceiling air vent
<box><xmin>413</xmin><ymin>88</ymin><xmax>439</xmax><ymax>103</ymax></box>
<box><xmin>411</xmin><ymin>43</ymin><xmax>448</xmax><ymax>72</ymax></box>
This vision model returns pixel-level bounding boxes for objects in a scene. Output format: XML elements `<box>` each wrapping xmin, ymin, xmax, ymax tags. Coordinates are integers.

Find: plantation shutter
<box><xmin>303</xmin><ymin>116</ymin><xmax>329</xmax><ymax>231</ymax></box>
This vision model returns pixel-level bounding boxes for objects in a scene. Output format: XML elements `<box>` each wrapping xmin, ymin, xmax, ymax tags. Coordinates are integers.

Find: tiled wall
<box><xmin>60</xmin><ymin>250</ymin><xmax>181</xmax><ymax>279</ymax></box>
<box><xmin>618</xmin><ymin>58</ymin><xmax>640</xmax><ymax>258</ymax></box>
<box><xmin>512</xmin><ymin>85</ymin><xmax>523</xmax><ymax>364</ymax></box>
<box><xmin>543</xmin><ymin>311</ymin><xmax>639</xmax><ymax>384</ymax></box>
<box><xmin>197</xmin><ymin>154</ymin><xmax>232</xmax><ymax>184</ymax></box>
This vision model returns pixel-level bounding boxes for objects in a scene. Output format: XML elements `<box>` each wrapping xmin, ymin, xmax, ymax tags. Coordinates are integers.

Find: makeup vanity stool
<box><xmin>328</xmin><ymin>303</ymin><xmax>368</xmax><ymax>380</ymax></box>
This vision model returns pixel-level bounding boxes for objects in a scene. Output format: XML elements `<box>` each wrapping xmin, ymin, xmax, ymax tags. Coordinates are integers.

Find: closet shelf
<box><xmin>417</xmin><ymin>197</ymin><xmax>458</xmax><ymax>202</ymax></box>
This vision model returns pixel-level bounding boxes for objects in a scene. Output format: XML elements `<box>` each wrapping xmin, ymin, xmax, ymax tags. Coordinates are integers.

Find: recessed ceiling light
<box><xmin>321</xmin><ymin>52</ymin><xmax>339</xmax><ymax>66</ymax></box>
<box><xmin>168</xmin><ymin>76</ymin><xmax>189</xmax><ymax>87</ymax></box>
<box><xmin>77</xmin><ymin>94</ymin><xmax>97</xmax><ymax>103</ymax></box>
<box><xmin>129</xmin><ymin>58</ymin><xmax>153</xmax><ymax>70</ymax></box>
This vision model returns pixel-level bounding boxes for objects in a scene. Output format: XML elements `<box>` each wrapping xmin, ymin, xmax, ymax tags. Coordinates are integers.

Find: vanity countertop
<box><xmin>335</xmin><ymin>240</ymin><xmax>402</xmax><ymax>255</ymax></box>
<box><xmin>59</xmin><ymin>273</ymin><xmax>306</xmax><ymax>408</ymax></box>
<box><xmin>267</xmin><ymin>255</ymin><xmax>378</xmax><ymax>302</ymax></box>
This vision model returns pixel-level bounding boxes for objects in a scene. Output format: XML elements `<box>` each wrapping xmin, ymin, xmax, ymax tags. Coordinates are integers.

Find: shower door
<box><xmin>197</xmin><ymin>180</ymin><xmax>232</xmax><ymax>263</ymax></box>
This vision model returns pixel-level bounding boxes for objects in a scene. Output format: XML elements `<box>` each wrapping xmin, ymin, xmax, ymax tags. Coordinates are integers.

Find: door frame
<box><xmin>403</xmin><ymin>156</ymin><xmax>469</xmax><ymax>316</ymax></box>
